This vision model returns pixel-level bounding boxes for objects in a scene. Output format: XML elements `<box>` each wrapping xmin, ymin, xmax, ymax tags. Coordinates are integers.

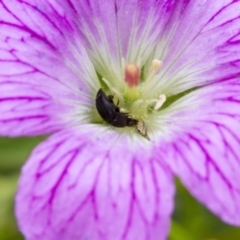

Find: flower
<box><xmin>1</xmin><ymin>0</ymin><xmax>240</xmax><ymax>239</ymax></box>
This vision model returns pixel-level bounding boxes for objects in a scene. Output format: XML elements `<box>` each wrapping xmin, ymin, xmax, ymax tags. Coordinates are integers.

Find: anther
<box><xmin>145</xmin><ymin>59</ymin><xmax>162</xmax><ymax>83</ymax></box>
<box><xmin>136</xmin><ymin>120</ymin><xmax>150</xmax><ymax>140</ymax></box>
<box><xmin>154</xmin><ymin>94</ymin><xmax>166</xmax><ymax>110</ymax></box>
<box><xmin>150</xmin><ymin>59</ymin><xmax>162</xmax><ymax>75</ymax></box>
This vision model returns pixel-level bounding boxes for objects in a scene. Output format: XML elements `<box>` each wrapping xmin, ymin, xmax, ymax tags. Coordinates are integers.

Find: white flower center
<box><xmin>91</xmin><ymin>58</ymin><xmax>180</xmax><ymax>140</ymax></box>
<box><xmin>65</xmin><ymin>43</ymin><xmax>203</xmax><ymax>142</ymax></box>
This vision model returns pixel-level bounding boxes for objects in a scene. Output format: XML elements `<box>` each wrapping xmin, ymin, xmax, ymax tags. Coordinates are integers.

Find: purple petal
<box><xmin>157</xmin><ymin>0</ymin><xmax>240</xmax><ymax>92</ymax></box>
<box><xmin>160</xmin><ymin>81</ymin><xmax>240</xmax><ymax>225</ymax></box>
<box><xmin>56</xmin><ymin>0</ymin><xmax>239</xmax><ymax>91</ymax></box>
<box><xmin>0</xmin><ymin>0</ymin><xmax>97</xmax><ymax>136</ymax></box>
<box><xmin>43</xmin><ymin>0</ymin><xmax>176</xmax><ymax>70</ymax></box>
<box><xmin>16</xmin><ymin>126</ymin><xmax>174</xmax><ymax>240</ymax></box>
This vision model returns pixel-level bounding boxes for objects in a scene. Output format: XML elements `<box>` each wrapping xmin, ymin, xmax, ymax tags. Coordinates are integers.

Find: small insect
<box><xmin>95</xmin><ymin>88</ymin><xmax>149</xmax><ymax>139</ymax></box>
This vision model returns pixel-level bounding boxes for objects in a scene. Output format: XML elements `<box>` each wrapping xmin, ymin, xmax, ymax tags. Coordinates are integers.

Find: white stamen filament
<box><xmin>121</xmin><ymin>58</ymin><xmax>126</xmax><ymax>79</ymax></box>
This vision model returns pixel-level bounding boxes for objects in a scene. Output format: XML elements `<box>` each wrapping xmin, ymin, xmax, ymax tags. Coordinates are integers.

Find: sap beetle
<box><xmin>95</xmin><ymin>88</ymin><xmax>149</xmax><ymax>139</ymax></box>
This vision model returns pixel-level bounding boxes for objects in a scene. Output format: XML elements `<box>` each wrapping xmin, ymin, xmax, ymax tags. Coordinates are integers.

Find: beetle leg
<box><xmin>109</xmin><ymin>94</ymin><xmax>120</xmax><ymax>112</ymax></box>
<box><xmin>108</xmin><ymin>93</ymin><xmax>120</xmax><ymax>106</ymax></box>
<box><xmin>108</xmin><ymin>94</ymin><xmax>114</xmax><ymax>103</ymax></box>
<box><xmin>116</xmin><ymin>98</ymin><xmax>120</xmax><ymax>106</ymax></box>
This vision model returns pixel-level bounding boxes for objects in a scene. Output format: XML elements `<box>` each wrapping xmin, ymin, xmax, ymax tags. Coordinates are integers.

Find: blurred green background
<box><xmin>0</xmin><ymin>136</ymin><xmax>239</xmax><ymax>240</ymax></box>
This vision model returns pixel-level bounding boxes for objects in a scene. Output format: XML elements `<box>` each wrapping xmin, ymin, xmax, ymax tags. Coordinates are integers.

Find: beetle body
<box><xmin>96</xmin><ymin>88</ymin><xmax>137</xmax><ymax>127</ymax></box>
<box><xmin>96</xmin><ymin>88</ymin><xmax>149</xmax><ymax>139</ymax></box>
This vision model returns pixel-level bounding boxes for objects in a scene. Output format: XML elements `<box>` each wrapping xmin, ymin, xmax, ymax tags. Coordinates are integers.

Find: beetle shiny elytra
<box><xmin>96</xmin><ymin>88</ymin><xmax>137</xmax><ymax>127</ymax></box>
<box><xmin>95</xmin><ymin>88</ymin><xmax>149</xmax><ymax>139</ymax></box>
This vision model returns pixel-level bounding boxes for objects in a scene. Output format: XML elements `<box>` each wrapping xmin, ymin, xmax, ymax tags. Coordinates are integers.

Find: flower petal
<box><xmin>160</xmin><ymin>81</ymin><xmax>240</xmax><ymax>225</ymax></box>
<box><xmin>152</xmin><ymin>0</ymin><xmax>240</xmax><ymax>94</ymax></box>
<box><xmin>0</xmin><ymin>0</ymin><xmax>98</xmax><ymax>136</ymax></box>
<box><xmin>16</xmin><ymin>125</ymin><xmax>174</xmax><ymax>240</ymax></box>
<box><xmin>49</xmin><ymin>0</ymin><xmax>176</xmax><ymax>82</ymax></box>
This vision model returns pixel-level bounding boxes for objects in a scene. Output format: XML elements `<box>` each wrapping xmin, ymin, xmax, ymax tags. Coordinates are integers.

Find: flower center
<box><xmin>94</xmin><ymin>59</ymin><xmax>169</xmax><ymax>139</ymax></box>
<box><xmin>65</xmin><ymin>41</ymin><xmax>203</xmax><ymax>141</ymax></box>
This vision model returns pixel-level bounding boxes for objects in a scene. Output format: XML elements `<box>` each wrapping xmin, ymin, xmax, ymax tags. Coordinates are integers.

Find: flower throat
<box><xmin>94</xmin><ymin>59</ymin><xmax>168</xmax><ymax>139</ymax></box>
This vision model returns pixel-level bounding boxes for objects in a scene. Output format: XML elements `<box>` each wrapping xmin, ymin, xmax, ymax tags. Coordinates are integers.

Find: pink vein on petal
<box><xmin>17</xmin><ymin>127</ymin><xmax>174</xmax><ymax>240</ymax></box>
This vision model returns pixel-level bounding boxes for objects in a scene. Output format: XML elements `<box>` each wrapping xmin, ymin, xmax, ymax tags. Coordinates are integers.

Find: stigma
<box><xmin>124</xmin><ymin>63</ymin><xmax>140</xmax><ymax>102</ymax></box>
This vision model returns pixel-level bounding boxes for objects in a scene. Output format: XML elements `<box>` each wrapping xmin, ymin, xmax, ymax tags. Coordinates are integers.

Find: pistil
<box><xmin>124</xmin><ymin>63</ymin><xmax>140</xmax><ymax>102</ymax></box>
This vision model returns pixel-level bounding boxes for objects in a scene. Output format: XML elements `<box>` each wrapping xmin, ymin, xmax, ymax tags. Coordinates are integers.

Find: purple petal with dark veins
<box><xmin>157</xmin><ymin>0</ymin><xmax>240</xmax><ymax>92</ymax></box>
<box><xmin>50</xmin><ymin>0</ymin><xmax>240</xmax><ymax>90</ymax></box>
<box><xmin>38</xmin><ymin>0</ymin><xmax>176</xmax><ymax>73</ymax></box>
<box><xmin>0</xmin><ymin>0</ymin><xmax>96</xmax><ymax>136</ymax></box>
<box><xmin>160</xmin><ymin>80</ymin><xmax>240</xmax><ymax>225</ymax></box>
<box><xmin>16</xmin><ymin>125</ymin><xmax>174</xmax><ymax>240</ymax></box>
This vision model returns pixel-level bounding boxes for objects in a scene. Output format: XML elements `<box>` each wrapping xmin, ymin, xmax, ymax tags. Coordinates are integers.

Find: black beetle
<box><xmin>95</xmin><ymin>88</ymin><xmax>149</xmax><ymax>139</ymax></box>
<box><xmin>96</xmin><ymin>88</ymin><xmax>137</xmax><ymax>127</ymax></box>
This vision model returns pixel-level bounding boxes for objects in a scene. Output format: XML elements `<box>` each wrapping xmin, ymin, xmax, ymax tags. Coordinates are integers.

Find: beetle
<box><xmin>96</xmin><ymin>88</ymin><xmax>137</xmax><ymax>127</ymax></box>
<box><xmin>95</xmin><ymin>88</ymin><xmax>149</xmax><ymax>139</ymax></box>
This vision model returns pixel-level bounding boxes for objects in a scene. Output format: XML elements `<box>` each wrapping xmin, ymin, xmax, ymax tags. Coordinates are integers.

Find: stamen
<box><xmin>145</xmin><ymin>59</ymin><xmax>162</xmax><ymax>83</ymax></box>
<box><xmin>150</xmin><ymin>59</ymin><xmax>162</xmax><ymax>75</ymax></box>
<box><xmin>154</xmin><ymin>94</ymin><xmax>166</xmax><ymax>110</ymax></box>
<box><xmin>121</xmin><ymin>58</ymin><xmax>126</xmax><ymax>79</ymax></box>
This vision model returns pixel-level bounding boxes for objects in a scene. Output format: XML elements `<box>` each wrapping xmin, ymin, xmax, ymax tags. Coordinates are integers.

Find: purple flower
<box><xmin>1</xmin><ymin>0</ymin><xmax>240</xmax><ymax>239</ymax></box>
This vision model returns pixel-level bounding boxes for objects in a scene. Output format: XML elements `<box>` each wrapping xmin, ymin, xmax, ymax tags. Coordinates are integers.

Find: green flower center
<box><xmin>91</xmin><ymin>60</ymin><xmax>152</xmax><ymax>136</ymax></box>
<box><xmin>89</xmin><ymin>58</ymin><xmax>201</xmax><ymax>140</ymax></box>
